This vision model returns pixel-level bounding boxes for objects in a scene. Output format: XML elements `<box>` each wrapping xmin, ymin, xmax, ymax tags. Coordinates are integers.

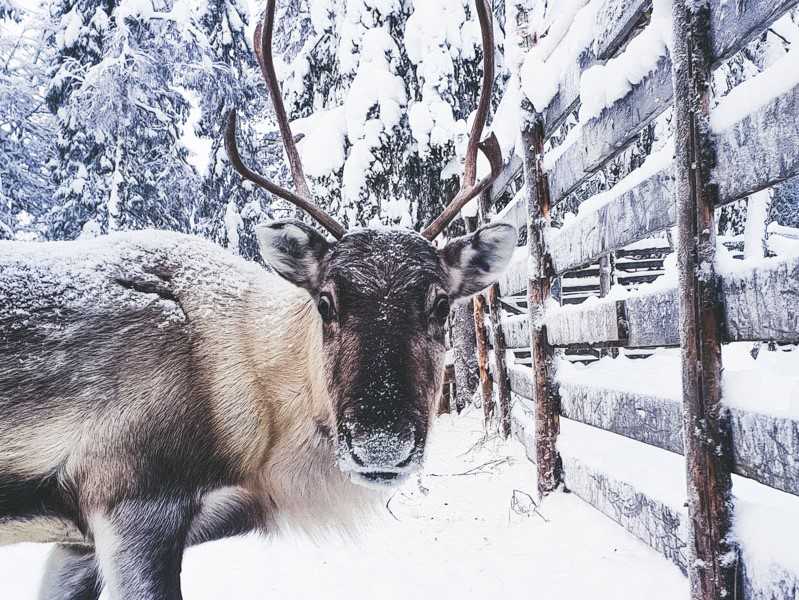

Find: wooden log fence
<box><xmin>445</xmin><ymin>0</ymin><xmax>799</xmax><ymax>598</ymax></box>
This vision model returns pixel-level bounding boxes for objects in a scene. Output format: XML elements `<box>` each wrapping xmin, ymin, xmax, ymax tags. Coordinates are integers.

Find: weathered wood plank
<box><xmin>490</xmin><ymin>154</ymin><xmax>523</xmax><ymax>201</ymax></box>
<box><xmin>502</xmin><ymin>314</ymin><xmax>529</xmax><ymax>349</ymax></box>
<box><xmin>547</xmin><ymin>73</ymin><xmax>799</xmax><ymax>272</ymax></box>
<box><xmin>730</xmin><ymin>407</ymin><xmax>799</xmax><ymax>498</ymax></box>
<box><xmin>714</xmin><ymin>81</ymin><xmax>799</xmax><ymax>207</ymax></box>
<box><xmin>494</xmin><ymin>191</ymin><xmax>527</xmax><ymax>236</ymax></box>
<box><xmin>510</xmin><ymin>392</ymin><xmax>536</xmax><ymax>463</ymax></box>
<box><xmin>556</xmin><ymin>375</ymin><xmax>799</xmax><ymax>498</ymax></box>
<box><xmin>559</xmin><ymin>381</ymin><xmax>684</xmax><ymax>454</ymax></box>
<box><xmin>721</xmin><ymin>256</ymin><xmax>799</xmax><ymax>343</ymax></box>
<box><xmin>546</xmin><ymin>300</ymin><xmax>621</xmax><ymax>347</ymax></box>
<box><xmin>549</xmin><ymin>168</ymin><xmax>675</xmax><ymax>274</ymax></box>
<box><xmin>561</xmin><ymin>452</ymin><xmax>690</xmax><ymax>574</ymax></box>
<box><xmin>541</xmin><ymin>0</ymin><xmax>650</xmax><ymax>137</ymax></box>
<box><xmin>626</xmin><ymin>287</ymin><xmax>680</xmax><ymax>347</ymax></box>
<box><xmin>497</xmin><ymin>248</ymin><xmax>527</xmax><ymax>296</ymax></box>
<box><xmin>711</xmin><ymin>0</ymin><xmax>799</xmax><ymax>65</ymax></box>
<box><xmin>544</xmin><ymin>257</ymin><xmax>799</xmax><ymax>348</ymax></box>
<box><xmin>548</xmin><ymin>54</ymin><xmax>674</xmax><ymax>204</ymax></box>
<box><xmin>593</xmin><ymin>0</ymin><xmax>651</xmax><ymax>60</ymax></box>
<box><xmin>545</xmin><ymin>0</ymin><xmax>799</xmax><ymax>206</ymax></box>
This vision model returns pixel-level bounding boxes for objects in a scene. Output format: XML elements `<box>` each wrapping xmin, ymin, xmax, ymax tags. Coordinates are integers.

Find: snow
<box><xmin>520</xmin><ymin>0</ymin><xmax>600</xmax><ymax>112</ymax></box>
<box><xmin>559</xmin><ymin>417</ymin><xmax>687</xmax><ymax>510</ymax></box>
<box><xmin>177</xmin><ymin>87</ymin><xmax>212</xmax><ymax>178</ymax></box>
<box><xmin>577</xmin><ymin>0</ymin><xmax>672</xmax><ymax>123</ymax></box>
<box><xmin>404</xmin><ymin>0</ymin><xmax>477</xmax><ymax>158</ymax></box>
<box><xmin>710</xmin><ymin>40</ymin><xmax>799</xmax><ymax>132</ymax></box>
<box><xmin>0</xmin><ymin>410</ymin><xmax>688</xmax><ymax>600</ymax></box>
<box><xmin>722</xmin><ymin>344</ymin><xmax>799</xmax><ymax>421</ymax></box>
<box><xmin>490</xmin><ymin>76</ymin><xmax>522</xmax><ymax>158</ymax></box>
<box><xmin>557</xmin><ymin>343</ymin><xmax>799</xmax><ymax>422</ymax></box>
<box><xmin>559</xmin><ymin>412</ymin><xmax>799</xmax><ymax>594</ymax></box>
<box><xmin>223</xmin><ymin>200</ymin><xmax>242</xmax><ymax>253</ymax></box>
<box><xmin>293</xmin><ymin>106</ymin><xmax>348</xmax><ymax>178</ymax></box>
<box><xmin>743</xmin><ymin>189</ymin><xmax>772</xmax><ymax>259</ymax></box>
<box><xmin>559</xmin><ymin>139</ymin><xmax>673</xmax><ymax>222</ymax></box>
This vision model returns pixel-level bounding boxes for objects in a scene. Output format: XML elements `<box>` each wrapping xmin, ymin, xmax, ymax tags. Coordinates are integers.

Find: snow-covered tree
<box><xmin>0</xmin><ymin>2</ymin><xmax>56</xmax><ymax>240</ymax></box>
<box><xmin>44</xmin><ymin>0</ymin><xmax>204</xmax><ymax>239</ymax></box>
<box><xmin>186</xmin><ymin>0</ymin><xmax>269</xmax><ymax>260</ymax></box>
<box><xmin>277</xmin><ymin>0</ymin><xmax>509</xmax><ymax>233</ymax></box>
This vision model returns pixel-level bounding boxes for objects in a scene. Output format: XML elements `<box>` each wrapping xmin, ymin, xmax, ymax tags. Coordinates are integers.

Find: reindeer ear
<box><xmin>440</xmin><ymin>223</ymin><xmax>517</xmax><ymax>299</ymax></box>
<box><xmin>256</xmin><ymin>220</ymin><xmax>332</xmax><ymax>291</ymax></box>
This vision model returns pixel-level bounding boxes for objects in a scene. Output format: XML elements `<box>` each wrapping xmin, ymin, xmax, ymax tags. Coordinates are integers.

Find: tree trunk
<box><xmin>450</xmin><ymin>300</ymin><xmax>479</xmax><ymax>413</ymax></box>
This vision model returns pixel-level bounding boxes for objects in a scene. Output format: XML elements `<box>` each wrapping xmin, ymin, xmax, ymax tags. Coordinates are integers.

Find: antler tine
<box><xmin>255</xmin><ymin>1</ymin><xmax>312</xmax><ymax>200</ymax></box>
<box><xmin>224</xmin><ymin>0</ymin><xmax>346</xmax><ymax>240</ymax></box>
<box><xmin>421</xmin><ymin>0</ymin><xmax>501</xmax><ymax>241</ymax></box>
<box><xmin>224</xmin><ymin>111</ymin><xmax>346</xmax><ymax>238</ymax></box>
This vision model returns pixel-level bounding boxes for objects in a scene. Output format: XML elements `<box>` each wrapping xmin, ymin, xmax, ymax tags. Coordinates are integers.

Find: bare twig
<box><xmin>510</xmin><ymin>489</ymin><xmax>549</xmax><ymax>522</ymax></box>
<box><xmin>428</xmin><ymin>456</ymin><xmax>512</xmax><ymax>477</ymax></box>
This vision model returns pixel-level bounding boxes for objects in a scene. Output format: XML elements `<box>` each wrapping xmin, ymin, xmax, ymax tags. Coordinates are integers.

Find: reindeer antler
<box><xmin>224</xmin><ymin>0</ymin><xmax>346</xmax><ymax>239</ymax></box>
<box><xmin>421</xmin><ymin>0</ymin><xmax>502</xmax><ymax>241</ymax></box>
<box><xmin>225</xmin><ymin>0</ymin><xmax>500</xmax><ymax>242</ymax></box>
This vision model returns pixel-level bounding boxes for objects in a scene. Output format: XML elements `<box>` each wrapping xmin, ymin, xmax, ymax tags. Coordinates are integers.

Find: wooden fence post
<box><xmin>522</xmin><ymin>113</ymin><xmax>560</xmax><ymax>494</ymax></box>
<box><xmin>465</xmin><ymin>215</ymin><xmax>495</xmax><ymax>430</ymax></box>
<box><xmin>671</xmin><ymin>2</ymin><xmax>737</xmax><ymax>598</ymax></box>
<box><xmin>479</xmin><ymin>187</ymin><xmax>512</xmax><ymax>437</ymax></box>
<box><xmin>487</xmin><ymin>282</ymin><xmax>512</xmax><ymax>437</ymax></box>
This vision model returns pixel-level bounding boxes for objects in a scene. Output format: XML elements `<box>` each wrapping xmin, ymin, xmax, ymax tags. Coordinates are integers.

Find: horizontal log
<box><xmin>548</xmin><ymin>54</ymin><xmax>674</xmax><ymax>204</ymax></box>
<box><xmin>490</xmin><ymin>154</ymin><xmax>523</xmax><ymax>201</ymax></box>
<box><xmin>549</xmin><ymin>168</ymin><xmax>675</xmax><ymax>273</ymax></box>
<box><xmin>625</xmin><ymin>287</ymin><xmax>680</xmax><ymax>346</ymax></box>
<box><xmin>497</xmin><ymin>249</ymin><xmax>528</xmax><ymax>297</ymax></box>
<box><xmin>714</xmin><ymin>81</ymin><xmax>799</xmax><ymax>206</ymax></box>
<box><xmin>711</xmin><ymin>0</ymin><xmax>799</xmax><ymax>66</ymax></box>
<box><xmin>502</xmin><ymin>314</ymin><xmax>530</xmax><ymax>349</ymax></box>
<box><xmin>541</xmin><ymin>0</ymin><xmax>650</xmax><ymax>137</ymax></box>
<box><xmin>557</xmin><ymin>373</ymin><xmax>799</xmax><ymax>497</ymax></box>
<box><xmin>546</xmin><ymin>299</ymin><xmax>622</xmax><ymax>347</ymax></box>
<box><xmin>548</xmin><ymin>79</ymin><xmax>799</xmax><ymax>272</ymax></box>
<box><xmin>545</xmin><ymin>256</ymin><xmax>799</xmax><ymax>347</ymax></box>
<box><xmin>560</xmin><ymin>419</ymin><xmax>799</xmax><ymax>598</ymax></box>
<box><xmin>493</xmin><ymin>191</ymin><xmax>527</xmax><ymax>235</ymax></box>
<box><xmin>730</xmin><ymin>407</ymin><xmax>799</xmax><ymax>498</ymax></box>
<box><xmin>559</xmin><ymin>419</ymin><xmax>690</xmax><ymax>573</ymax></box>
<box><xmin>559</xmin><ymin>378</ymin><xmax>684</xmax><ymax>454</ymax></box>
<box><xmin>721</xmin><ymin>256</ymin><xmax>799</xmax><ymax>343</ymax></box>
<box><xmin>510</xmin><ymin>392</ymin><xmax>536</xmax><ymax>463</ymax></box>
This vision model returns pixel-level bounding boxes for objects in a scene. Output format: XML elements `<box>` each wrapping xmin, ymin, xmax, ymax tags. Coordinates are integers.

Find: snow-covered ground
<box><xmin>0</xmin><ymin>410</ymin><xmax>687</xmax><ymax>599</ymax></box>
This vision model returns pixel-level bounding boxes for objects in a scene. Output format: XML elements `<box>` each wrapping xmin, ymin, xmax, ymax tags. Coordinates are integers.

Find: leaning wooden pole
<box><xmin>487</xmin><ymin>282</ymin><xmax>512</xmax><ymax>437</ymax></box>
<box><xmin>479</xmin><ymin>188</ymin><xmax>512</xmax><ymax>437</ymax></box>
<box><xmin>522</xmin><ymin>112</ymin><xmax>559</xmax><ymax>495</ymax></box>
<box><xmin>465</xmin><ymin>216</ymin><xmax>495</xmax><ymax>430</ymax></box>
<box><xmin>671</xmin><ymin>2</ymin><xmax>737</xmax><ymax>599</ymax></box>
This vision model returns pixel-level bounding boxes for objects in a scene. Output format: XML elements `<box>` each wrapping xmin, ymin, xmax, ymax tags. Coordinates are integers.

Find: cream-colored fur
<box><xmin>0</xmin><ymin>232</ymin><xmax>382</xmax><ymax>547</ymax></box>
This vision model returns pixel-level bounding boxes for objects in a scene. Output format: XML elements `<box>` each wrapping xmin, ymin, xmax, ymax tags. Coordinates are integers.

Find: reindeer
<box><xmin>0</xmin><ymin>1</ymin><xmax>515</xmax><ymax>599</ymax></box>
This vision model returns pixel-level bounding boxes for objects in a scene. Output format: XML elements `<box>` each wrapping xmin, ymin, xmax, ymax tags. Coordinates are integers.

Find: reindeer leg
<box><xmin>39</xmin><ymin>544</ymin><xmax>100</xmax><ymax>600</ymax></box>
<box><xmin>90</xmin><ymin>496</ymin><xmax>194</xmax><ymax>600</ymax></box>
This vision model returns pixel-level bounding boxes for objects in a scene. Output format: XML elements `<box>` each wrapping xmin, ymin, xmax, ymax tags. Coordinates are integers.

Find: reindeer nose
<box><xmin>349</xmin><ymin>427</ymin><xmax>417</xmax><ymax>469</ymax></box>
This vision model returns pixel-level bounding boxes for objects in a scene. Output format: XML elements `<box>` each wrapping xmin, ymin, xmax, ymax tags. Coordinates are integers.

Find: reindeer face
<box><xmin>257</xmin><ymin>220</ymin><xmax>516</xmax><ymax>489</ymax></box>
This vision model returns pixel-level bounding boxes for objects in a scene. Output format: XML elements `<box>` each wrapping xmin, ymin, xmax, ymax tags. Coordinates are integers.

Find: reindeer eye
<box><xmin>432</xmin><ymin>296</ymin><xmax>450</xmax><ymax>322</ymax></box>
<box><xmin>318</xmin><ymin>293</ymin><xmax>335</xmax><ymax>322</ymax></box>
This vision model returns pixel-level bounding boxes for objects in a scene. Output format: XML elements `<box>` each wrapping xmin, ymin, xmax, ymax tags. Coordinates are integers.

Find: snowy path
<box><xmin>0</xmin><ymin>410</ymin><xmax>687</xmax><ymax>599</ymax></box>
